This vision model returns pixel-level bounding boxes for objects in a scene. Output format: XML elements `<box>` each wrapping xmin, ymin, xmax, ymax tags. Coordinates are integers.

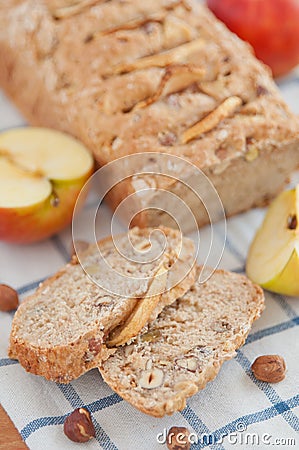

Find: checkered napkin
<box><xmin>1</xmin><ymin>74</ymin><xmax>299</xmax><ymax>449</ymax></box>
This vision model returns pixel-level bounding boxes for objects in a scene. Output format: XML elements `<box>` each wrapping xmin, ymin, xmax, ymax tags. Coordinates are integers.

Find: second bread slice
<box><xmin>9</xmin><ymin>227</ymin><xmax>196</xmax><ymax>382</ymax></box>
<box><xmin>99</xmin><ymin>267</ymin><xmax>264</xmax><ymax>417</ymax></box>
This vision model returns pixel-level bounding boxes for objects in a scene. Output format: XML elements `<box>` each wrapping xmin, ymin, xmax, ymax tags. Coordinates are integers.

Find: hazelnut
<box><xmin>64</xmin><ymin>408</ymin><xmax>95</xmax><ymax>443</ymax></box>
<box><xmin>251</xmin><ymin>355</ymin><xmax>286</xmax><ymax>383</ymax></box>
<box><xmin>0</xmin><ymin>284</ymin><xmax>19</xmax><ymax>312</ymax></box>
<box><xmin>167</xmin><ymin>426</ymin><xmax>191</xmax><ymax>450</ymax></box>
<box><xmin>138</xmin><ymin>367</ymin><xmax>164</xmax><ymax>389</ymax></box>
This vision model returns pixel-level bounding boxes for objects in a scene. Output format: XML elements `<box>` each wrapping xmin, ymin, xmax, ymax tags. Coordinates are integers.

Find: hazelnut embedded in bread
<box><xmin>9</xmin><ymin>227</ymin><xmax>196</xmax><ymax>383</ymax></box>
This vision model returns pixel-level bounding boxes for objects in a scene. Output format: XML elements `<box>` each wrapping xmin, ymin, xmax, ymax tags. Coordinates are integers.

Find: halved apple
<box><xmin>246</xmin><ymin>185</ymin><xmax>299</xmax><ymax>296</ymax></box>
<box><xmin>0</xmin><ymin>127</ymin><xmax>93</xmax><ymax>243</ymax></box>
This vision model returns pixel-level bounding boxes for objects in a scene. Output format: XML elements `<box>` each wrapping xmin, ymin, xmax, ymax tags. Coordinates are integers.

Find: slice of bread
<box><xmin>9</xmin><ymin>227</ymin><xmax>196</xmax><ymax>383</ymax></box>
<box><xmin>99</xmin><ymin>267</ymin><xmax>265</xmax><ymax>417</ymax></box>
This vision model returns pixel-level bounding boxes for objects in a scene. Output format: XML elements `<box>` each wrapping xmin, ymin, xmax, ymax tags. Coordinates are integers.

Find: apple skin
<box><xmin>0</xmin><ymin>174</ymin><xmax>92</xmax><ymax>244</ymax></box>
<box><xmin>207</xmin><ymin>0</ymin><xmax>299</xmax><ymax>77</ymax></box>
<box><xmin>246</xmin><ymin>186</ymin><xmax>299</xmax><ymax>297</ymax></box>
<box><xmin>262</xmin><ymin>249</ymin><xmax>299</xmax><ymax>297</ymax></box>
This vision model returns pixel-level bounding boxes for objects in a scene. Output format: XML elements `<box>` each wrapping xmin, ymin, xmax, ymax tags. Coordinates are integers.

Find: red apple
<box><xmin>0</xmin><ymin>127</ymin><xmax>93</xmax><ymax>243</ymax></box>
<box><xmin>207</xmin><ymin>0</ymin><xmax>299</xmax><ymax>77</ymax></box>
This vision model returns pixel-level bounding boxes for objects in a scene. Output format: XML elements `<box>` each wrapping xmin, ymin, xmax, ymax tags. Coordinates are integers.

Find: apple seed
<box><xmin>287</xmin><ymin>214</ymin><xmax>297</xmax><ymax>230</ymax></box>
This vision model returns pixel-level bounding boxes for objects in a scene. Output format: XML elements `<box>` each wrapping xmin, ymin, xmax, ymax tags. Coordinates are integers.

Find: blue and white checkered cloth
<box><xmin>0</xmin><ymin>72</ymin><xmax>299</xmax><ymax>449</ymax></box>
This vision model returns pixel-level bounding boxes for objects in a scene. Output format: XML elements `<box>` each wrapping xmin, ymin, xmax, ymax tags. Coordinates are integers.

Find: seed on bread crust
<box><xmin>138</xmin><ymin>367</ymin><xmax>164</xmax><ymax>389</ymax></box>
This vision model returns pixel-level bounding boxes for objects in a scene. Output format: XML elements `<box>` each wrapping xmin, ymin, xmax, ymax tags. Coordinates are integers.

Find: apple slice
<box><xmin>0</xmin><ymin>127</ymin><xmax>93</xmax><ymax>243</ymax></box>
<box><xmin>246</xmin><ymin>185</ymin><xmax>299</xmax><ymax>296</ymax></box>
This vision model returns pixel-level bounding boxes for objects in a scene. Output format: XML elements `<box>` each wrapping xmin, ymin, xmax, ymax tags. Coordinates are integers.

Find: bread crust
<box><xmin>100</xmin><ymin>268</ymin><xmax>265</xmax><ymax>417</ymax></box>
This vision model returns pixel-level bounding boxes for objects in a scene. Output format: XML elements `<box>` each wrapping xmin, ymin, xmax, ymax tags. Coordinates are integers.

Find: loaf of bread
<box><xmin>100</xmin><ymin>266</ymin><xmax>265</xmax><ymax>417</ymax></box>
<box><xmin>9</xmin><ymin>227</ymin><xmax>196</xmax><ymax>382</ymax></box>
<box><xmin>1</xmin><ymin>1</ymin><xmax>298</xmax><ymax>227</ymax></box>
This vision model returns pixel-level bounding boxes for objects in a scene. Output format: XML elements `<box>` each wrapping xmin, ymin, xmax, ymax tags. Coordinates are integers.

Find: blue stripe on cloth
<box><xmin>71</xmin><ymin>392</ymin><xmax>123</xmax><ymax>449</ymax></box>
<box><xmin>181</xmin><ymin>405</ymin><xmax>226</xmax><ymax>450</ymax></box>
<box><xmin>223</xmin><ymin>236</ymin><xmax>245</xmax><ymax>264</ymax></box>
<box><xmin>231</xmin><ymin>266</ymin><xmax>245</xmax><ymax>274</ymax></box>
<box><xmin>193</xmin><ymin>395</ymin><xmax>299</xmax><ymax>449</ymax></box>
<box><xmin>17</xmin><ymin>278</ymin><xmax>46</xmax><ymax>296</ymax></box>
<box><xmin>0</xmin><ymin>358</ymin><xmax>18</xmax><ymax>367</ymax></box>
<box><xmin>56</xmin><ymin>383</ymin><xmax>84</xmax><ymax>409</ymax></box>
<box><xmin>245</xmin><ymin>316</ymin><xmax>299</xmax><ymax>345</ymax></box>
<box><xmin>214</xmin><ymin>226</ymin><xmax>245</xmax><ymax>265</ymax></box>
<box><xmin>51</xmin><ymin>235</ymin><xmax>70</xmax><ymax>262</ymax></box>
<box><xmin>236</xmin><ymin>351</ymin><xmax>299</xmax><ymax>432</ymax></box>
<box><xmin>271</xmin><ymin>294</ymin><xmax>298</xmax><ymax>319</ymax></box>
<box><xmin>21</xmin><ymin>392</ymin><xmax>122</xmax><ymax>447</ymax></box>
<box><xmin>87</xmin><ymin>393</ymin><xmax>123</xmax><ymax>413</ymax></box>
<box><xmin>57</xmin><ymin>384</ymin><xmax>119</xmax><ymax>450</ymax></box>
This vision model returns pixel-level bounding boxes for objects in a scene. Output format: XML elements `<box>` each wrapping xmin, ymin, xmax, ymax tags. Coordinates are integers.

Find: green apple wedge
<box><xmin>246</xmin><ymin>185</ymin><xmax>299</xmax><ymax>296</ymax></box>
<box><xmin>0</xmin><ymin>127</ymin><xmax>93</xmax><ymax>244</ymax></box>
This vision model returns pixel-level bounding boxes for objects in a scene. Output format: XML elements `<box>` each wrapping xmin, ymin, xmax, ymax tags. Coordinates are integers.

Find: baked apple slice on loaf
<box><xmin>99</xmin><ymin>267</ymin><xmax>264</xmax><ymax>417</ymax></box>
<box><xmin>9</xmin><ymin>227</ymin><xmax>196</xmax><ymax>383</ymax></box>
